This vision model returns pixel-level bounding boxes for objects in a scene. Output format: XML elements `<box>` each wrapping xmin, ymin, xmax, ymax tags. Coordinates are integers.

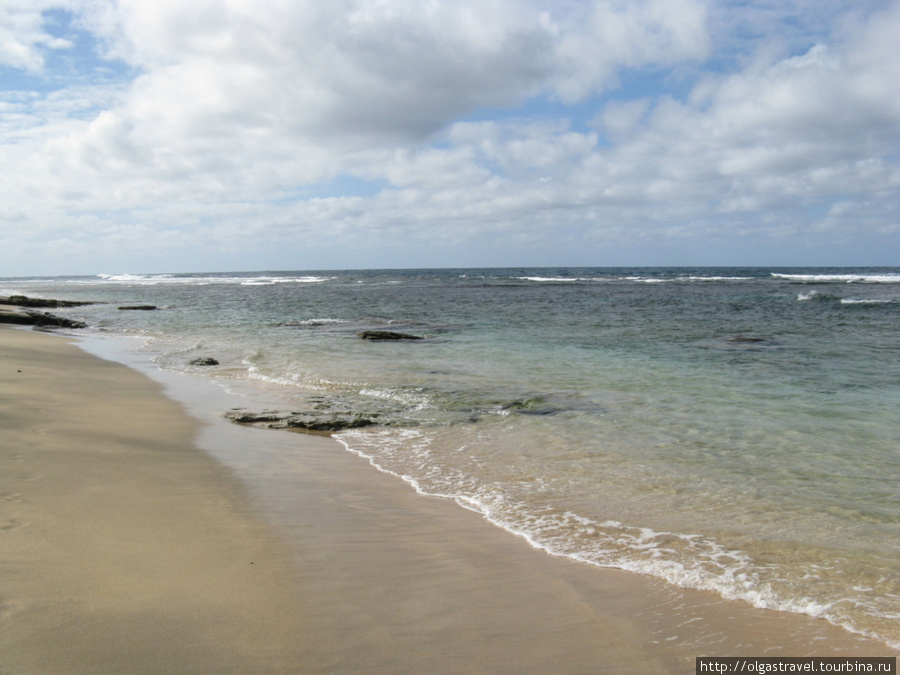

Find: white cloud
<box><xmin>551</xmin><ymin>0</ymin><xmax>710</xmax><ymax>102</ymax></box>
<box><xmin>0</xmin><ymin>0</ymin><xmax>73</xmax><ymax>71</ymax></box>
<box><xmin>0</xmin><ymin>0</ymin><xmax>898</xmax><ymax>273</ymax></box>
<box><xmin>597</xmin><ymin>99</ymin><xmax>650</xmax><ymax>139</ymax></box>
<box><xmin>6</xmin><ymin>1</ymin><xmax>713</xmax><ymax>209</ymax></box>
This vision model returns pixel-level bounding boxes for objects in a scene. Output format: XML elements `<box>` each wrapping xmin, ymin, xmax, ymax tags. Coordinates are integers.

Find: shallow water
<box><xmin>4</xmin><ymin>267</ymin><xmax>899</xmax><ymax>647</ymax></box>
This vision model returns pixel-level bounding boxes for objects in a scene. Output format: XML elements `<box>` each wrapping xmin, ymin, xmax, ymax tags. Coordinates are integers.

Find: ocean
<box><xmin>4</xmin><ymin>267</ymin><xmax>898</xmax><ymax>648</ymax></box>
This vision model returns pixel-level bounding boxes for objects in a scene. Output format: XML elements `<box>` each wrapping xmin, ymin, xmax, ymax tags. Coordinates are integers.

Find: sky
<box><xmin>1</xmin><ymin>0</ymin><xmax>899</xmax><ymax>275</ymax></box>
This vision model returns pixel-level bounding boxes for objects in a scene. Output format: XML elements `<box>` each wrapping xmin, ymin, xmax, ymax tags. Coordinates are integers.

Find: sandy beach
<box><xmin>0</xmin><ymin>323</ymin><xmax>313</xmax><ymax>673</ymax></box>
<box><xmin>1</xmin><ymin>322</ymin><xmax>891</xmax><ymax>674</ymax></box>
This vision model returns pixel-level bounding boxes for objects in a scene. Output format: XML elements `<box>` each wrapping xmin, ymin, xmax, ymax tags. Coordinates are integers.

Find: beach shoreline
<box><xmin>1</xmin><ymin>324</ymin><xmax>892</xmax><ymax>673</ymax></box>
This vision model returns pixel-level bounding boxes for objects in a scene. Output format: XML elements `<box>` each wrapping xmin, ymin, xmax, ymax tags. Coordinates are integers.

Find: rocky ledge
<box><xmin>0</xmin><ymin>294</ymin><xmax>94</xmax><ymax>309</ymax></box>
<box><xmin>225</xmin><ymin>409</ymin><xmax>379</xmax><ymax>433</ymax></box>
<box><xmin>0</xmin><ymin>295</ymin><xmax>90</xmax><ymax>330</ymax></box>
<box><xmin>0</xmin><ymin>309</ymin><xmax>87</xmax><ymax>329</ymax></box>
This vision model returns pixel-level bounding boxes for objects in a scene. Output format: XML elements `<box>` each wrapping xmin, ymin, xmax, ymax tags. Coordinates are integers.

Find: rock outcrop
<box><xmin>1</xmin><ymin>295</ymin><xmax>93</xmax><ymax>308</ymax></box>
<box><xmin>0</xmin><ymin>310</ymin><xmax>86</xmax><ymax>329</ymax></box>
<box><xmin>189</xmin><ymin>357</ymin><xmax>219</xmax><ymax>366</ymax></box>
<box><xmin>357</xmin><ymin>330</ymin><xmax>424</xmax><ymax>341</ymax></box>
<box><xmin>225</xmin><ymin>409</ymin><xmax>377</xmax><ymax>433</ymax></box>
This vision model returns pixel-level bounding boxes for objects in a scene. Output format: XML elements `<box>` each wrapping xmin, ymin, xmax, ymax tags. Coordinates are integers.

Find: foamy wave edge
<box><xmin>334</xmin><ymin>429</ymin><xmax>898</xmax><ymax>650</ymax></box>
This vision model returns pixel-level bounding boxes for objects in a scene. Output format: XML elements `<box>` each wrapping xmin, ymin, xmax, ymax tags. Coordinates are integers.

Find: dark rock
<box><xmin>31</xmin><ymin>312</ymin><xmax>88</xmax><ymax>329</ymax></box>
<box><xmin>0</xmin><ymin>311</ymin><xmax>86</xmax><ymax>329</ymax></box>
<box><xmin>225</xmin><ymin>411</ymin><xmax>288</xmax><ymax>425</ymax></box>
<box><xmin>726</xmin><ymin>335</ymin><xmax>768</xmax><ymax>343</ymax></box>
<box><xmin>357</xmin><ymin>330</ymin><xmax>424</xmax><ymax>341</ymax></box>
<box><xmin>189</xmin><ymin>357</ymin><xmax>219</xmax><ymax>366</ymax></box>
<box><xmin>2</xmin><ymin>295</ymin><xmax>94</xmax><ymax>308</ymax></box>
<box><xmin>225</xmin><ymin>409</ymin><xmax>378</xmax><ymax>433</ymax></box>
<box><xmin>119</xmin><ymin>305</ymin><xmax>158</xmax><ymax>311</ymax></box>
<box><xmin>0</xmin><ymin>313</ymin><xmax>36</xmax><ymax>326</ymax></box>
<box><xmin>282</xmin><ymin>416</ymin><xmax>376</xmax><ymax>432</ymax></box>
<box><xmin>0</xmin><ymin>295</ymin><xmax>90</xmax><ymax>330</ymax></box>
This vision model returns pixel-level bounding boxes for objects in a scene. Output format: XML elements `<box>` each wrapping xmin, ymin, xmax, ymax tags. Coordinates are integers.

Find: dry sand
<box><xmin>1</xmin><ymin>324</ymin><xmax>891</xmax><ymax>674</ymax></box>
<box><xmin>1</xmin><ymin>325</ymin><xmax>312</xmax><ymax>673</ymax></box>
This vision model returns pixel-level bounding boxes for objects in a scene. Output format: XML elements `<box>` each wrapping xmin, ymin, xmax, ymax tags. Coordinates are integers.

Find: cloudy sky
<box><xmin>1</xmin><ymin>0</ymin><xmax>898</xmax><ymax>275</ymax></box>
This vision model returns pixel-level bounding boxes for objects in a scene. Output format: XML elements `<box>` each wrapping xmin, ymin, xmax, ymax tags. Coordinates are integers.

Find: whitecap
<box><xmin>773</xmin><ymin>273</ymin><xmax>900</xmax><ymax>284</ymax></box>
<box><xmin>516</xmin><ymin>276</ymin><xmax>587</xmax><ymax>282</ymax></box>
<box><xmin>840</xmin><ymin>298</ymin><xmax>895</xmax><ymax>305</ymax></box>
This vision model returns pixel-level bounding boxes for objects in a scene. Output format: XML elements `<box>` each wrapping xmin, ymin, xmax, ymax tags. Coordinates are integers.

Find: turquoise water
<box><xmin>4</xmin><ymin>267</ymin><xmax>899</xmax><ymax>647</ymax></box>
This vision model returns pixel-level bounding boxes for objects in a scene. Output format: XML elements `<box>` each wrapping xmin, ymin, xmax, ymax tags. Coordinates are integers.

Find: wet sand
<box><xmin>1</xmin><ymin>325</ymin><xmax>891</xmax><ymax>674</ymax></box>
